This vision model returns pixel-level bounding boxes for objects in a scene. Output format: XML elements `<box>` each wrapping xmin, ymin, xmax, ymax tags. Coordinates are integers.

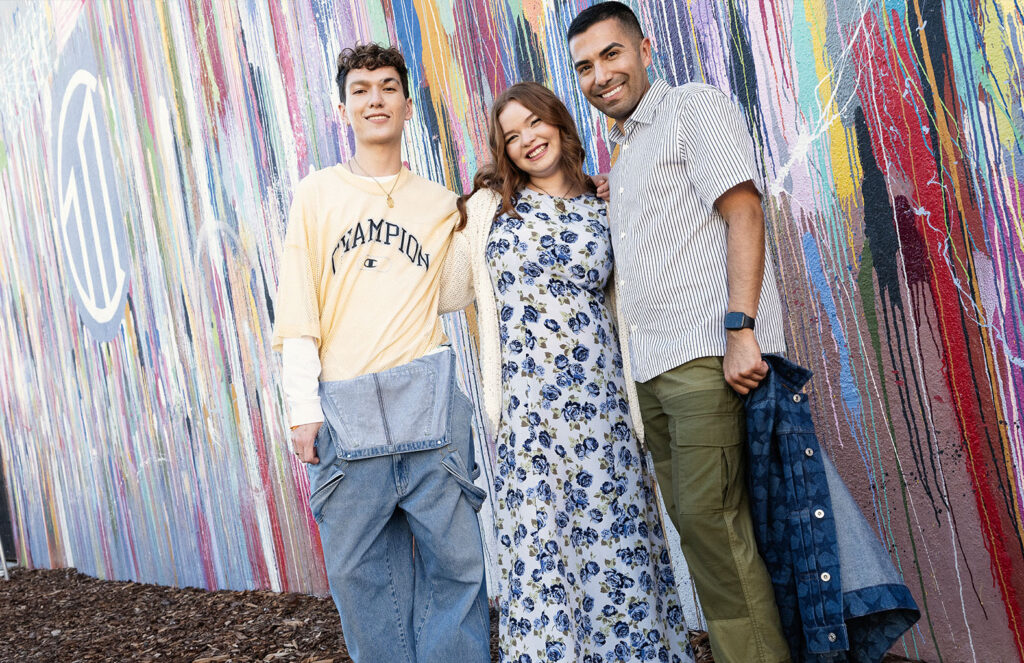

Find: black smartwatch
<box><xmin>724</xmin><ymin>311</ymin><xmax>756</xmax><ymax>331</ymax></box>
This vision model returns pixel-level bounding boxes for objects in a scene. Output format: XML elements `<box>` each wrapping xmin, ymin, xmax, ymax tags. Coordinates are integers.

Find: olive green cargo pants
<box><xmin>636</xmin><ymin>356</ymin><xmax>791</xmax><ymax>663</ymax></box>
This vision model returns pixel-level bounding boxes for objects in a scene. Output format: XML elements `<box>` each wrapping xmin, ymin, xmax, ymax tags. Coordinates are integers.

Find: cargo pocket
<box><xmin>669</xmin><ymin>383</ymin><xmax>746</xmax><ymax>515</ymax></box>
<box><xmin>441</xmin><ymin>446</ymin><xmax>487</xmax><ymax>512</ymax></box>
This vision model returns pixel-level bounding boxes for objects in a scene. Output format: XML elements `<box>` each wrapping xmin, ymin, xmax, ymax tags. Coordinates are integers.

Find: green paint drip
<box><xmin>859</xmin><ymin>245</ymin><xmax>938</xmax><ymax>662</ymax></box>
<box><xmin>436</xmin><ymin>0</ymin><xmax>456</xmax><ymax>34</ymax></box>
<box><xmin>858</xmin><ymin>245</ymin><xmax>894</xmax><ymax>511</ymax></box>
<box><xmin>791</xmin><ymin>0</ymin><xmax>821</xmax><ymax>125</ymax></box>
<box><xmin>365</xmin><ymin>3</ymin><xmax>389</xmax><ymax>44</ymax></box>
<box><xmin>975</xmin><ymin>49</ymin><xmax>1024</xmax><ymax>145</ymax></box>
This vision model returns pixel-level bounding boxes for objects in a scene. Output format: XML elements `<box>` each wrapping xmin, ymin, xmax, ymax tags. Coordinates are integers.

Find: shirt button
<box><xmin>618</xmin><ymin>187</ymin><xmax>624</xmax><ymax>194</ymax></box>
<box><xmin>827</xmin><ymin>632</ymin><xmax>837</xmax><ymax>643</ymax></box>
<box><xmin>630</xmin><ymin>324</ymin><xmax>638</xmax><ymax>332</ymax></box>
<box><xmin>804</xmin><ymin>447</ymin><xmax>814</xmax><ymax>457</ymax></box>
<box><xmin>619</xmin><ymin>231</ymin><xmax>626</xmax><ymax>239</ymax></box>
<box><xmin>820</xmin><ymin>571</ymin><xmax>831</xmax><ymax>582</ymax></box>
<box><xmin>792</xmin><ymin>394</ymin><xmax>802</xmax><ymax>403</ymax></box>
<box><xmin>814</xmin><ymin>508</ymin><xmax>825</xmax><ymax>519</ymax></box>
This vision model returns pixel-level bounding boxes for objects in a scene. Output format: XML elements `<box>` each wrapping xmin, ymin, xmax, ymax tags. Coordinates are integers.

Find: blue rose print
<box><xmin>486</xmin><ymin>190</ymin><xmax>694</xmax><ymax>662</ymax></box>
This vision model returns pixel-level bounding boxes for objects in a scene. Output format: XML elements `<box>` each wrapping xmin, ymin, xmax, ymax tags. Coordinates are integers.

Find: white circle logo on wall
<box><xmin>54</xmin><ymin>65</ymin><xmax>131</xmax><ymax>343</ymax></box>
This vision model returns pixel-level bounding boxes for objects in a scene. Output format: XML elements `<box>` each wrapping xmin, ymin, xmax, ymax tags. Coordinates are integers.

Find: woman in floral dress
<box><xmin>453</xmin><ymin>82</ymin><xmax>695</xmax><ymax>663</ymax></box>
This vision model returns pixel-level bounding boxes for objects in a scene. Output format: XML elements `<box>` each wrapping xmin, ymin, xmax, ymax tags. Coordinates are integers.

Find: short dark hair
<box><xmin>335</xmin><ymin>43</ymin><xmax>410</xmax><ymax>103</ymax></box>
<box><xmin>566</xmin><ymin>1</ymin><xmax>644</xmax><ymax>43</ymax></box>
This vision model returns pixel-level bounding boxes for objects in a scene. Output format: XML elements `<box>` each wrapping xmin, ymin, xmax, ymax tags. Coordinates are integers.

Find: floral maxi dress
<box><xmin>487</xmin><ymin>190</ymin><xmax>695</xmax><ymax>663</ymax></box>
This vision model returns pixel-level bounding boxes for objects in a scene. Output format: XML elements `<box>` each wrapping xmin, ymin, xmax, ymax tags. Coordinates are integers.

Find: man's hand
<box><xmin>291</xmin><ymin>422</ymin><xmax>322</xmax><ymax>464</ymax></box>
<box><xmin>724</xmin><ymin>329</ymin><xmax>768</xmax><ymax>395</ymax></box>
<box><xmin>591</xmin><ymin>173</ymin><xmax>610</xmax><ymax>201</ymax></box>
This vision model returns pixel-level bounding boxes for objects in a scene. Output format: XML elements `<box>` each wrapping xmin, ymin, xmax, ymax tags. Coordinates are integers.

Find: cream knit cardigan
<box><xmin>439</xmin><ymin>188</ymin><xmax>645</xmax><ymax>447</ymax></box>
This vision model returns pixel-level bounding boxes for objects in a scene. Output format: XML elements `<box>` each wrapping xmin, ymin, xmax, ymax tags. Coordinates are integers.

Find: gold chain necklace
<box><xmin>530</xmin><ymin>181</ymin><xmax>573</xmax><ymax>213</ymax></box>
<box><xmin>349</xmin><ymin>158</ymin><xmax>401</xmax><ymax>208</ymax></box>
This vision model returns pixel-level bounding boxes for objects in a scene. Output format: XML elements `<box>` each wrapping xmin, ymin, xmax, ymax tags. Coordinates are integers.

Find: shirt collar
<box><xmin>608</xmin><ymin>79</ymin><xmax>671</xmax><ymax>144</ymax></box>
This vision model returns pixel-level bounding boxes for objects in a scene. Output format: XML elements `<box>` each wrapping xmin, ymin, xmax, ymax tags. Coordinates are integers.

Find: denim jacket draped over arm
<box><xmin>746</xmin><ymin>355</ymin><xmax>920</xmax><ymax>662</ymax></box>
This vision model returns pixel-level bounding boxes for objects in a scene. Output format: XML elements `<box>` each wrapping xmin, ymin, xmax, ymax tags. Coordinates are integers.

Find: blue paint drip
<box><xmin>391</xmin><ymin>0</ymin><xmax>425</xmax><ymax>92</ymax></box>
<box><xmin>802</xmin><ymin>232</ymin><xmax>863</xmax><ymax>423</ymax></box>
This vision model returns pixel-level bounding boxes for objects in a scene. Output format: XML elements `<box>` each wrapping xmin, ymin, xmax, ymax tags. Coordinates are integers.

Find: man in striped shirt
<box><xmin>568</xmin><ymin>3</ymin><xmax>791</xmax><ymax>662</ymax></box>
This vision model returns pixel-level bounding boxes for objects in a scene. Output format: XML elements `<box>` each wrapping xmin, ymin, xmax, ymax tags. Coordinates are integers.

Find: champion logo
<box><xmin>361</xmin><ymin>256</ymin><xmax>390</xmax><ymax>272</ymax></box>
<box><xmin>331</xmin><ymin>218</ymin><xmax>429</xmax><ymax>273</ymax></box>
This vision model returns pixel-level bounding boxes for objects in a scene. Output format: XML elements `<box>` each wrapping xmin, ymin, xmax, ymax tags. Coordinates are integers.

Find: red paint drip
<box><xmin>248</xmin><ymin>407</ymin><xmax>292</xmax><ymax>592</ymax></box>
<box><xmin>852</xmin><ymin>10</ymin><xmax>1024</xmax><ymax>655</ymax></box>
<box><xmin>240</xmin><ymin>496</ymin><xmax>271</xmax><ymax>589</ymax></box>
<box><xmin>201</xmin><ymin>0</ymin><xmax>229</xmax><ymax>118</ymax></box>
<box><xmin>267</xmin><ymin>2</ymin><xmax>309</xmax><ymax>170</ymax></box>
<box><xmin>195</xmin><ymin>509</ymin><xmax>217</xmax><ymax>590</ymax></box>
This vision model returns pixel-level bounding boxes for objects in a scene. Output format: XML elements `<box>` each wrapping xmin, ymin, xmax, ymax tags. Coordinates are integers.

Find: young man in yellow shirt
<box><xmin>271</xmin><ymin>44</ymin><xmax>489</xmax><ymax>663</ymax></box>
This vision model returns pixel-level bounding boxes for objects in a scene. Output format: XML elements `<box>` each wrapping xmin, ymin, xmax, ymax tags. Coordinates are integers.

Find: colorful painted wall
<box><xmin>0</xmin><ymin>0</ymin><xmax>1021</xmax><ymax>660</ymax></box>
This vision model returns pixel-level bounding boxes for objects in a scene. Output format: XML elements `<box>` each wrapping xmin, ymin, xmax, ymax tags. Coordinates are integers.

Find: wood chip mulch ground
<box><xmin>0</xmin><ymin>567</ymin><xmax>924</xmax><ymax>662</ymax></box>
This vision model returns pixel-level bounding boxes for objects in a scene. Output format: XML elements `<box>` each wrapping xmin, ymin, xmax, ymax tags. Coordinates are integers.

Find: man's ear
<box><xmin>338</xmin><ymin>102</ymin><xmax>350</xmax><ymax>125</ymax></box>
<box><xmin>640</xmin><ymin>37</ymin><xmax>653</xmax><ymax>68</ymax></box>
<box><xmin>403</xmin><ymin>96</ymin><xmax>413</xmax><ymax>121</ymax></box>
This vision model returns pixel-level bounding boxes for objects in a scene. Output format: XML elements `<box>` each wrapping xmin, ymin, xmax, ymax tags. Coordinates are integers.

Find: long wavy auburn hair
<box><xmin>456</xmin><ymin>82</ymin><xmax>595</xmax><ymax>230</ymax></box>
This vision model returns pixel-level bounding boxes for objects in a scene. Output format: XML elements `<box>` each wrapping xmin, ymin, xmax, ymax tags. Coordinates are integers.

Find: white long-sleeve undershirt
<box><xmin>282</xmin><ymin>336</ymin><xmax>323</xmax><ymax>426</ymax></box>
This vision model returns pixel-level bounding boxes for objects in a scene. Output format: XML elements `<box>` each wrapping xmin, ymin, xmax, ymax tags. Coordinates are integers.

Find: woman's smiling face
<box><xmin>498</xmin><ymin>100</ymin><xmax>564</xmax><ymax>182</ymax></box>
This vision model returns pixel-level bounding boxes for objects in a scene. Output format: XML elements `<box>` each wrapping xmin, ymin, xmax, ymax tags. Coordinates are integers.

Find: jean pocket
<box><xmin>449</xmin><ymin>388</ymin><xmax>480</xmax><ymax>480</ymax></box>
<box><xmin>309</xmin><ymin>468</ymin><xmax>346</xmax><ymax>523</ymax></box>
<box><xmin>441</xmin><ymin>447</ymin><xmax>487</xmax><ymax>512</ymax></box>
<box><xmin>308</xmin><ymin>426</ymin><xmax>346</xmax><ymax>523</ymax></box>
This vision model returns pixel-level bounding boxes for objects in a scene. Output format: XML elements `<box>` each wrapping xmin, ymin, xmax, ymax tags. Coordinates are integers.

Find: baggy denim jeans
<box><xmin>306</xmin><ymin>348</ymin><xmax>491</xmax><ymax>663</ymax></box>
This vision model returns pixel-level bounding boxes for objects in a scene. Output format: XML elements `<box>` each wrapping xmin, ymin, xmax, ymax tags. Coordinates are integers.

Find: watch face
<box><xmin>725</xmin><ymin>312</ymin><xmax>755</xmax><ymax>330</ymax></box>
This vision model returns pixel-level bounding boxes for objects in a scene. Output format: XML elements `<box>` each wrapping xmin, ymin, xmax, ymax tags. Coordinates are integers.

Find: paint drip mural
<box><xmin>0</xmin><ymin>0</ymin><xmax>1021</xmax><ymax>660</ymax></box>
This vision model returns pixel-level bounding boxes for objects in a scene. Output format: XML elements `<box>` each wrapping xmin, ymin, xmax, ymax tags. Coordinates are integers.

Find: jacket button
<box><xmin>828</xmin><ymin>632</ymin><xmax>837</xmax><ymax>643</ymax></box>
<box><xmin>814</xmin><ymin>509</ymin><xmax>825</xmax><ymax>519</ymax></box>
<box><xmin>792</xmin><ymin>393</ymin><xmax>802</xmax><ymax>403</ymax></box>
<box><xmin>820</xmin><ymin>572</ymin><xmax>831</xmax><ymax>582</ymax></box>
<box><xmin>804</xmin><ymin>448</ymin><xmax>814</xmax><ymax>457</ymax></box>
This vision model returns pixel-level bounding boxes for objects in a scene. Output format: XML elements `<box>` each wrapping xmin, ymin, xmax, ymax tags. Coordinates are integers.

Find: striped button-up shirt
<box><xmin>608</xmin><ymin>79</ymin><xmax>786</xmax><ymax>383</ymax></box>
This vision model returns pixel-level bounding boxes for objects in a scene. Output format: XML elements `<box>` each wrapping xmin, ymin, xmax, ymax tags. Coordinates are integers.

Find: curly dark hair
<box><xmin>335</xmin><ymin>43</ymin><xmax>410</xmax><ymax>102</ymax></box>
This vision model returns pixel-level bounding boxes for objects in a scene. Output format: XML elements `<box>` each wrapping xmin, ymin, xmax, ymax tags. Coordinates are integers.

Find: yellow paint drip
<box><xmin>412</xmin><ymin>0</ymin><xmax>472</xmax><ymax>183</ymax></box>
<box><xmin>981</xmin><ymin>0</ymin><xmax>1018</xmax><ymax>145</ymax></box>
